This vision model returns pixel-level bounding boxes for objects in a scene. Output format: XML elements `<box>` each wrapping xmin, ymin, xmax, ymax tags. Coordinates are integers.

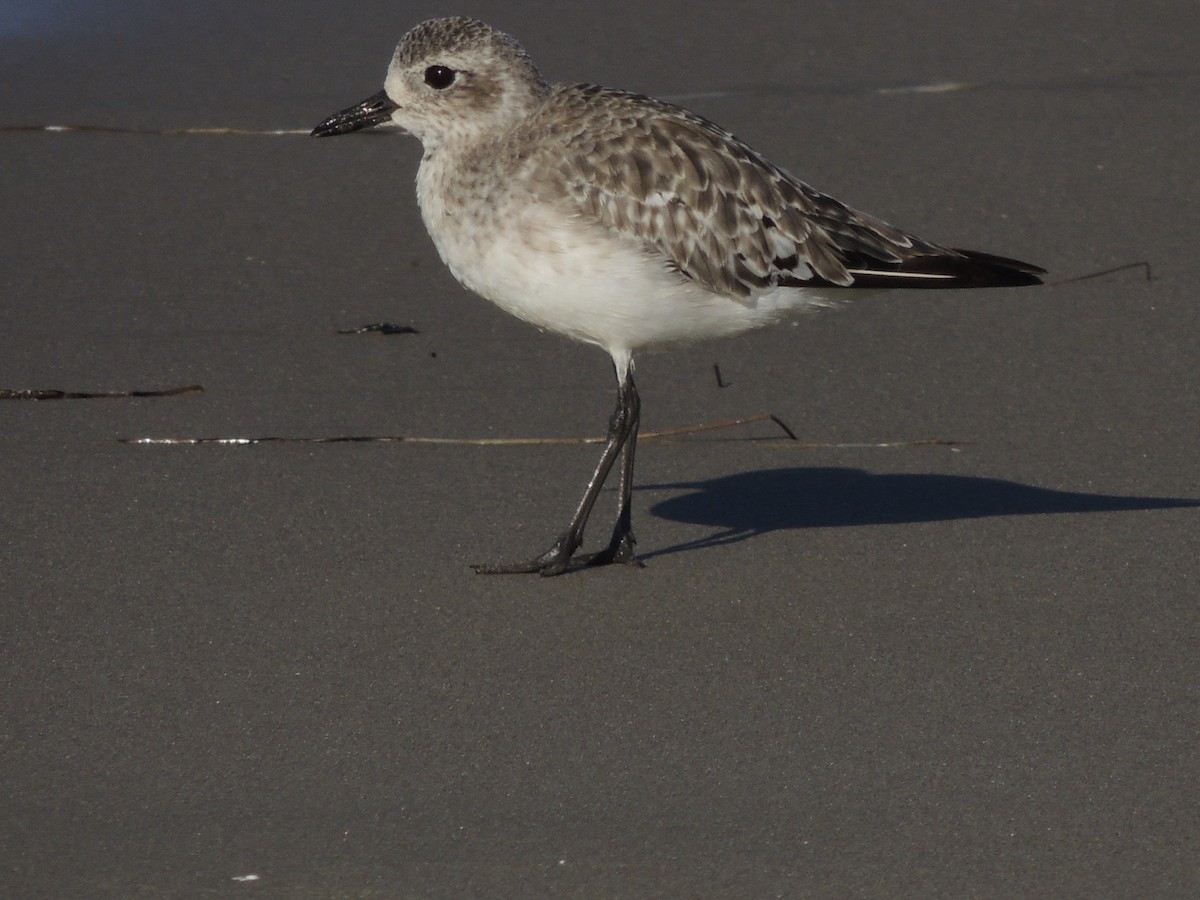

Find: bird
<box><xmin>311</xmin><ymin>16</ymin><xmax>1044</xmax><ymax>576</ymax></box>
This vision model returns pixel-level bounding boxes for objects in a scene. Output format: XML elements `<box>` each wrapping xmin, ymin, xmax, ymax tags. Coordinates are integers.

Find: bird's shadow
<box><xmin>639</xmin><ymin>467</ymin><xmax>1199</xmax><ymax>558</ymax></box>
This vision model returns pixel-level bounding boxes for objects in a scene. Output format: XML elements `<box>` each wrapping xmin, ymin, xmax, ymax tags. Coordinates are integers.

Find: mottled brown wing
<box><xmin>548</xmin><ymin>86</ymin><xmax>1043</xmax><ymax>295</ymax></box>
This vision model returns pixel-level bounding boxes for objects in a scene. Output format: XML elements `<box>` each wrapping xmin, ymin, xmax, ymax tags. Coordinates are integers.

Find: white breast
<box><xmin>416</xmin><ymin>153</ymin><xmax>844</xmax><ymax>358</ymax></box>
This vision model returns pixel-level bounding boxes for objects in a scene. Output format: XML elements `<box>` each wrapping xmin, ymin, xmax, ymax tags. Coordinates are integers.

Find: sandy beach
<box><xmin>3</xmin><ymin>1</ymin><xmax>1198</xmax><ymax>894</ymax></box>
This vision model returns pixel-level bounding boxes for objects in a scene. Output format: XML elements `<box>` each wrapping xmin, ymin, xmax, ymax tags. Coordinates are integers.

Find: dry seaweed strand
<box><xmin>1</xmin><ymin>385</ymin><xmax>203</xmax><ymax>400</ymax></box>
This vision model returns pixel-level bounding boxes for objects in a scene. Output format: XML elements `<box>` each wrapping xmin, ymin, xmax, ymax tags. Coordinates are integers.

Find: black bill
<box><xmin>311</xmin><ymin>90</ymin><xmax>399</xmax><ymax>137</ymax></box>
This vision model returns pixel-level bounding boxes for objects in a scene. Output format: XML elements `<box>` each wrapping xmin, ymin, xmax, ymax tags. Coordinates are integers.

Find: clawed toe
<box><xmin>470</xmin><ymin>559</ymin><xmax>547</xmax><ymax>575</ymax></box>
<box><xmin>578</xmin><ymin>550</ymin><xmax>643</xmax><ymax>569</ymax></box>
<box><xmin>579</xmin><ymin>531</ymin><xmax>641</xmax><ymax>568</ymax></box>
<box><xmin>472</xmin><ymin>537</ymin><xmax>578</xmax><ymax>576</ymax></box>
<box><xmin>471</xmin><ymin>559</ymin><xmax>571</xmax><ymax>576</ymax></box>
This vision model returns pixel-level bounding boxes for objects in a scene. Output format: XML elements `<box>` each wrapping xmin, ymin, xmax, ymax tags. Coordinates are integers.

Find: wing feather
<box><xmin>540</xmin><ymin>85</ymin><xmax>1043</xmax><ymax>295</ymax></box>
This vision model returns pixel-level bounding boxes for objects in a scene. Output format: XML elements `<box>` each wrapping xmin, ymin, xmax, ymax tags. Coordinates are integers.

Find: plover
<box><xmin>312</xmin><ymin>17</ymin><xmax>1043</xmax><ymax>576</ymax></box>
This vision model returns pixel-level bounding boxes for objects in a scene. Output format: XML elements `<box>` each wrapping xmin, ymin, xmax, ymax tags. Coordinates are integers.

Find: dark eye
<box><xmin>424</xmin><ymin>66</ymin><xmax>456</xmax><ymax>89</ymax></box>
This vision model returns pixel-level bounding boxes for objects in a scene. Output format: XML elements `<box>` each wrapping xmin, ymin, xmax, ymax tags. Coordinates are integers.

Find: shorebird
<box><xmin>312</xmin><ymin>17</ymin><xmax>1043</xmax><ymax>575</ymax></box>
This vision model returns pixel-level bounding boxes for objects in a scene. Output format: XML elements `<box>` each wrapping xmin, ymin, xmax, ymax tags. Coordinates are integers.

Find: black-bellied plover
<box><xmin>312</xmin><ymin>16</ymin><xmax>1044</xmax><ymax>576</ymax></box>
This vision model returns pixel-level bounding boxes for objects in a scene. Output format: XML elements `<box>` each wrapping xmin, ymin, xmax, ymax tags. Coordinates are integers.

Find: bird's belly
<box><xmin>425</xmin><ymin>204</ymin><xmax>842</xmax><ymax>355</ymax></box>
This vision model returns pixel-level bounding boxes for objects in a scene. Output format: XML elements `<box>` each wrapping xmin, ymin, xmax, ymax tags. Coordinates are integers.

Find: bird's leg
<box><xmin>581</xmin><ymin>378</ymin><xmax>642</xmax><ymax>568</ymax></box>
<box><xmin>473</xmin><ymin>362</ymin><xmax>639</xmax><ymax>576</ymax></box>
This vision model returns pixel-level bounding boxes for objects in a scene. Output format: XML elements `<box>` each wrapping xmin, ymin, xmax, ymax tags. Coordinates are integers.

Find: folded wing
<box><xmin>554</xmin><ymin>86</ymin><xmax>1044</xmax><ymax>296</ymax></box>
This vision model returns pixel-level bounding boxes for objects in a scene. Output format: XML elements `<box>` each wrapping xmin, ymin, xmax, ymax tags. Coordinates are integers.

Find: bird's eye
<box><xmin>424</xmin><ymin>66</ymin><xmax>456</xmax><ymax>89</ymax></box>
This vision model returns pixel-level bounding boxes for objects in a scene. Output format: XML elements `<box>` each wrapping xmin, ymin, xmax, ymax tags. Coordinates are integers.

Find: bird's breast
<box><xmin>412</xmin><ymin>151</ymin><xmax>840</xmax><ymax>355</ymax></box>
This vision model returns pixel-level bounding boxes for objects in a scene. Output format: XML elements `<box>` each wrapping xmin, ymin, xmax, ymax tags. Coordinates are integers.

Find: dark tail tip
<box><xmin>951</xmin><ymin>249</ymin><xmax>1046</xmax><ymax>287</ymax></box>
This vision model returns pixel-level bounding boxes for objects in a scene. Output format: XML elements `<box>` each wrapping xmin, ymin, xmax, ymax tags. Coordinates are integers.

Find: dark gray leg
<box><xmin>580</xmin><ymin>380</ymin><xmax>642</xmax><ymax>568</ymax></box>
<box><xmin>473</xmin><ymin>360</ymin><xmax>640</xmax><ymax>576</ymax></box>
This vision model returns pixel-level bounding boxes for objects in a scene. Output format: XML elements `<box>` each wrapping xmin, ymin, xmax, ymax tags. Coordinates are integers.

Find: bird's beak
<box><xmin>310</xmin><ymin>90</ymin><xmax>398</xmax><ymax>137</ymax></box>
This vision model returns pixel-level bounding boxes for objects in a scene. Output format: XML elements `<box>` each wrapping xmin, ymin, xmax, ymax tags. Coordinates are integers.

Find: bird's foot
<box><xmin>578</xmin><ymin>528</ymin><xmax>642</xmax><ymax>569</ymax></box>
<box><xmin>471</xmin><ymin>534</ymin><xmax>580</xmax><ymax>577</ymax></box>
<box><xmin>471</xmin><ymin>529</ymin><xmax>642</xmax><ymax>576</ymax></box>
